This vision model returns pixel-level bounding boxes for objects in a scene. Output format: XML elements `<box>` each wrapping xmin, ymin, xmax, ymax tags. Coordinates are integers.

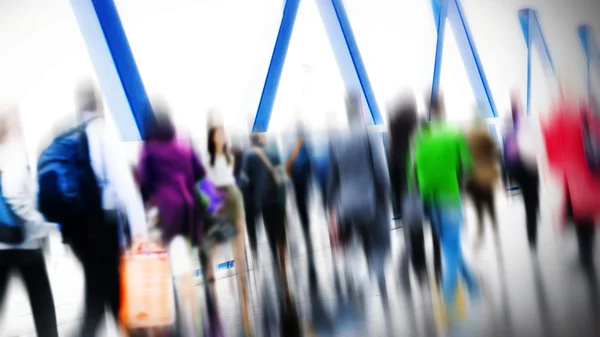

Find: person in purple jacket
<box><xmin>136</xmin><ymin>106</ymin><xmax>207</xmax><ymax>334</ymax></box>
<box><xmin>137</xmin><ymin>108</ymin><xmax>205</xmax><ymax>246</ymax></box>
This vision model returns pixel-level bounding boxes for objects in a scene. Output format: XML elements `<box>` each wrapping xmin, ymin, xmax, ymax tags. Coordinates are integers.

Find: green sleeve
<box><xmin>406</xmin><ymin>132</ymin><xmax>420</xmax><ymax>188</ymax></box>
<box><xmin>458</xmin><ymin>133</ymin><xmax>474</xmax><ymax>171</ymax></box>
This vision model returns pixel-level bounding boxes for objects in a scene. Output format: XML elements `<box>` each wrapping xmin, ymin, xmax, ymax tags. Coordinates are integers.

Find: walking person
<box><xmin>0</xmin><ymin>104</ymin><xmax>59</xmax><ymax>337</ymax></box>
<box><xmin>204</xmin><ymin>124</ymin><xmax>251</xmax><ymax>336</ymax></box>
<box><xmin>37</xmin><ymin>83</ymin><xmax>147</xmax><ymax>336</ymax></box>
<box><xmin>137</xmin><ymin>105</ymin><xmax>205</xmax><ymax>335</ymax></box>
<box><xmin>241</xmin><ymin>133</ymin><xmax>301</xmax><ymax>336</ymax></box>
<box><xmin>411</xmin><ymin>94</ymin><xmax>479</xmax><ymax>319</ymax></box>
<box><xmin>465</xmin><ymin>112</ymin><xmax>503</xmax><ymax>251</ymax></box>
<box><xmin>503</xmin><ymin>92</ymin><xmax>541</xmax><ymax>251</ymax></box>
<box><xmin>286</xmin><ymin>123</ymin><xmax>316</xmax><ymax>281</ymax></box>
<box><xmin>543</xmin><ymin>94</ymin><xmax>600</xmax><ymax>311</ymax></box>
<box><xmin>327</xmin><ymin>91</ymin><xmax>392</xmax><ymax>306</ymax></box>
<box><xmin>387</xmin><ymin>95</ymin><xmax>429</xmax><ymax>286</ymax></box>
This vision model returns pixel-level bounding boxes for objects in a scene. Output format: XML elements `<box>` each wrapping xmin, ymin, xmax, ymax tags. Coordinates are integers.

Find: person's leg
<box><xmin>366</xmin><ymin>225</ymin><xmax>389</xmax><ymax>306</ymax></box>
<box><xmin>101</xmin><ymin>215</ymin><xmax>122</xmax><ymax>325</ymax></box>
<box><xmin>575</xmin><ymin>222</ymin><xmax>596</xmax><ymax>271</ymax></box>
<box><xmin>486</xmin><ymin>188</ymin><xmax>498</xmax><ymax>233</ymax></box>
<box><xmin>512</xmin><ymin>163</ymin><xmax>538</xmax><ymax>250</ymax></box>
<box><xmin>439</xmin><ymin>207</ymin><xmax>461</xmax><ymax>305</ymax></box>
<box><xmin>243</xmin><ymin>189</ymin><xmax>258</xmax><ymax>255</ymax></box>
<box><xmin>262</xmin><ymin>205</ymin><xmax>287</xmax><ymax>299</ymax></box>
<box><xmin>17</xmin><ymin>250</ymin><xmax>59</xmax><ymax>337</ymax></box>
<box><xmin>428</xmin><ymin>203</ymin><xmax>443</xmax><ymax>286</ymax></box>
<box><xmin>466</xmin><ymin>181</ymin><xmax>485</xmax><ymax>245</ymax></box>
<box><xmin>233</xmin><ymin>217</ymin><xmax>252</xmax><ymax>335</ymax></box>
<box><xmin>574</xmin><ymin>221</ymin><xmax>599</xmax><ymax>314</ymax></box>
<box><xmin>293</xmin><ymin>177</ymin><xmax>314</xmax><ymax>265</ymax></box>
<box><xmin>0</xmin><ymin>251</ymin><xmax>13</xmax><ymax>313</ymax></box>
<box><xmin>409</xmin><ymin>226</ymin><xmax>427</xmax><ymax>284</ymax></box>
<box><xmin>71</xmin><ymin>239</ymin><xmax>105</xmax><ymax>336</ymax></box>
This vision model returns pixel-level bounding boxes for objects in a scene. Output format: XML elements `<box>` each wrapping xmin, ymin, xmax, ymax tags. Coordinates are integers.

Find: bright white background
<box><xmin>0</xmin><ymin>0</ymin><xmax>598</xmax><ymax>161</ymax></box>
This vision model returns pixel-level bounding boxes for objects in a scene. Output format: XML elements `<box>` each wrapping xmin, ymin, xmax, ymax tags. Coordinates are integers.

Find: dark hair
<box><xmin>389</xmin><ymin>99</ymin><xmax>418</xmax><ymax>158</ymax></box>
<box><xmin>250</xmin><ymin>133</ymin><xmax>265</xmax><ymax>147</ymax></box>
<box><xmin>208</xmin><ymin>126</ymin><xmax>232</xmax><ymax>167</ymax></box>
<box><xmin>144</xmin><ymin>108</ymin><xmax>175</xmax><ymax>142</ymax></box>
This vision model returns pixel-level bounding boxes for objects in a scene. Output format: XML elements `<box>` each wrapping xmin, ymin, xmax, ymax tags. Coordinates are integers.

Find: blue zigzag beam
<box><xmin>71</xmin><ymin>0</ymin><xmax>154</xmax><ymax>141</ymax></box>
<box><xmin>252</xmin><ymin>0</ymin><xmax>383</xmax><ymax>132</ymax></box>
<box><xmin>519</xmin><ymin>9</ymin><xmax>556</xmax><ymax>116</ymax></box>
<box><xmin>578</xmin><ymin>25</ymin><xmax>600</xmax><ymax>106</ymax></box>
<box><xmin>430</xmin><ymin>0</ymin><xmax>498</xmax><ymax>119</ymax></box>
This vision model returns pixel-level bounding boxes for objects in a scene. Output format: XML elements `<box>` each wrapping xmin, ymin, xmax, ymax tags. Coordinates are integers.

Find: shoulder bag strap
<box><xmin>253</xmin><ymin>146</ymin><xmax>281</xmax><ymax>184</ymax></box>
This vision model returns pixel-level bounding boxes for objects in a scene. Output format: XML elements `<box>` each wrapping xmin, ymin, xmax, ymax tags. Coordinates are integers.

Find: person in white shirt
<box><xmin>205</xmin><ymin>124</ymin><xmax>251</xmax><ymax>336</ymax></box>
<box><xmin>70</xmin><ymin>82</ymin><xmax>147</xmax><ymax>337</ymax></box>
<box><xmin>0</xmin><ymin>104</ymin><xmax>59</xmax><ymax>337</ymax></box>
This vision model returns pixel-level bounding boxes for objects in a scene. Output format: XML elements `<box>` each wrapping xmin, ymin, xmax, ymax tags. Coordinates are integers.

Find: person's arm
<box><xmin>103</xmin><ymin>133</ymin><xmax>148</xmax><ymax>239</ymax></box>
<box><xmin>458</xmin><ymin>133</ymin><xmax>474</xmax><ymax>173</ymax></box>
<box><xmin>286</xmin><ymin>138</ymin><xmax>304</xmax><ymax>176</ymax></box>
<box><xmin>406</xmin><ymin>132</ymin><xmax>420</xmax><ymax>188</ymax></box>
<box><xmin>3</xmin><ymin>156</ymin><xmax>54</xmax><ymax>241</ymax></box>
<box><xmin>137</xmin><ymin>147</ymin><xmax>153</xmax><ymax>204</ymax></box>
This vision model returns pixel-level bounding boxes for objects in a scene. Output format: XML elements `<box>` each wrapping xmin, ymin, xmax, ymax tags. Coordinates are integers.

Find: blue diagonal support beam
<box><xmin>578</xmin><ymin>25</ymin><xmax>600</xmax><ymax>105</ymax></box>
<box><xmin>71</xmin><ymin>0</ymin><xmax>154</xmax><ymax>141</ymax></box>
<box><xmin>252</xmin><ymin>0</ymin><xmax>301</xmax><ymax>133</ymax></box>
<box><xmin>519</xmin><ymin>9</ymin><xmax>556</xmax><ymax>116</ymax></box>
<box><xmin>430</xmin><ymin>0</ymin><xmax>498</xmax><ymax>119</ymax></box>
<box><xmin>252</xmin><ymin>0</ymin><xmax>383</xmax><ymax>132</ymax></box>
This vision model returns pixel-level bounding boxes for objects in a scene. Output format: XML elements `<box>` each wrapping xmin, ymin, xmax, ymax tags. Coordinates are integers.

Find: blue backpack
<box><xmin>37</xmin><ymin>120</ymin><xmax>102</xmax><ymax>228</ymax></box>
<box><xmin>0</xmin><ymin>173</ymin><xmax>24</xmax><ymax>244</ymax></box>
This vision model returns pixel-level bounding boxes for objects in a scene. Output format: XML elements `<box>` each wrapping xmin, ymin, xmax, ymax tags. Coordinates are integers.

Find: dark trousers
<box><xmin>292</xmin><ymin>175</ymin><xmax>315</xmax><ymax>270</ymax></box>
<box><xmin>575</xmin><ymin>222</ymin><xmax>596</xmax><ymax>271</ymax></box>
<box><xmin>69</xmin><ymin>212</ymin><xmax>121</xmax><ymax>336</ymax></box>
<box><xmin>466</xmin><ymin>180</ymin><xmax>497</xmax><ymax>235</ymax></box>
<box><xmin>0</xmin><ymin>249</ymin><xmax>58</xmax><ymax>337</ymax></box>
<box><xmin>507</xmin><ymin>161</ymin><xmax>540</xmax><ymax>248</ymax></box>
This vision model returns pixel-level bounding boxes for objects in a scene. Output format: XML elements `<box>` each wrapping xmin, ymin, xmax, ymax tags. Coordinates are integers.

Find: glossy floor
<box><xmin>1</xmin><ymin>183</ymin><xmax>599</xmax><ymax>336</ymax></box>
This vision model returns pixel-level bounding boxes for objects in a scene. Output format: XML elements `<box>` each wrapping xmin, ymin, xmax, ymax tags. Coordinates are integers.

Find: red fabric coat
<box><xmin>542</xmin><ymin>100</ymin><xmax>600</xmax><ymax>226</ymax></box>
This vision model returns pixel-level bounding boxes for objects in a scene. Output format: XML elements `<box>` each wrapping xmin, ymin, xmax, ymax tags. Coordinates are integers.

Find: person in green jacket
<box><xmin>409</xmin><ymin>98</ymin><xmax>479</xmax><ymax>312</ymax></box>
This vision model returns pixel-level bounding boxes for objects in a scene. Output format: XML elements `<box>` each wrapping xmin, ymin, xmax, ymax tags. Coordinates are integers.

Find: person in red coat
<box><xmin>542</xmin><ymin>96</ymin><xmax>600</xmax><ymax>275</ymax></box>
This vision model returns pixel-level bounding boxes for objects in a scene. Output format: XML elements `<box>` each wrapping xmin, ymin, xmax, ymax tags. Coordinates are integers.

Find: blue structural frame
<box><xmin>429</xmin><ymin>0</ymin><xmax>498</xmax><ymax>119</ymax></box>
<box><xmin>71</xmin><ymin>0</ymin><xmax>153</xmax><ymax>141</ymax></box>
<box><xmin>578</xmin><ymin>25</ymin><xmax>600</xmax><ymax>106</ymax></box>
<box><xmin>252</xmin><ymin>0</ymin><xmax>383</xmax><ymax>132</ymax></box>
<box><xmin>518</xmin><ymin>9</ymin><xmax>556</xmax><ymax>116</ymax></box>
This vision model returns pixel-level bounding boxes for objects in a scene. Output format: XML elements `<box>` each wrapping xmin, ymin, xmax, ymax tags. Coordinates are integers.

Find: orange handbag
<box><xmin>119</xmin><ymin>242</ymin><xmax>175</xmax><ymax>329</ymax></box>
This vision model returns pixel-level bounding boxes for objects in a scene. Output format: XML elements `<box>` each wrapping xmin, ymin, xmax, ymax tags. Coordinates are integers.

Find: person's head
<box><xmin>510</xmin><ymin>90</ymin><xmax>523</xmax><ymax>121</ymax></box>
<box><xmin>75</xmin><ymin>80</ymin><xmax>102</xmax><ymax>120</ymax></box>
<box><xmin>428</xmin><ymin>91</ymin><xmax>445</xmax><ymax>121</ymax></box>
<box><xmin>208</xmin><ymin>125</ymin><xmax>232</xmax><ymax>166</ymax></box>
<box><xmin>345</xmin><ymin>91</ymin><xmax>364</xmax><ymax>128</ymax></box>
<box><xmin>144</xmin><ymin>104</ymin><xmax>175</xmax><ymax>142</ymax></box>
<box><xmin>388</xmin><ymin>95</ymin><xmax>418</xmax><ymax>151</ymax></box>
<box><xmin>389</xmin><ymin>95</ymin><xmax>418</xmax><ymax>133</ymax></box>
<box><xmin>250</xmin><ymin>133</ymin><xmax>266</xmax><ymax>147</ymax></box>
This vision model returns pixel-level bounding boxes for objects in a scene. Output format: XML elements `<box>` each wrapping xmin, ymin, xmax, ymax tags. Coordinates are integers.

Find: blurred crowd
<box><xmin>0</xmin><ymin>80</ymin><xmax>599</xmax><ymax>337</ymax></box>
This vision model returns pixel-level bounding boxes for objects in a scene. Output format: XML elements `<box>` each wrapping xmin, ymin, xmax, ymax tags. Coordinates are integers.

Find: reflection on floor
<box><xmin>1</xmin><ymin>184</ymin><xmax>599</xmax><ymax>336</ymax></box>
